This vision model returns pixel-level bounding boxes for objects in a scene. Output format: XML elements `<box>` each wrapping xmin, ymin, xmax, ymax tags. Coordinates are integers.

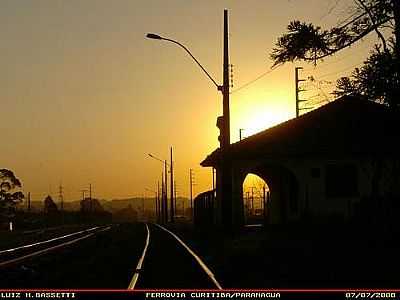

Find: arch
<box><xmin>237</xmin><ymin>163</ymin><xmax>299</xmax><ymax>225</ymax></box>
<box><xmin>242</xmin><ymin>173</ymin><xmax>269</xmax><ymax>225</ymax></box>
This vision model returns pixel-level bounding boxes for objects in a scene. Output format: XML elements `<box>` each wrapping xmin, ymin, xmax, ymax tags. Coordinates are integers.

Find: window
<box><xmin>325</xmin><ymin>164</ymin><xmax>358</xmax><ymax>198</ymax></box>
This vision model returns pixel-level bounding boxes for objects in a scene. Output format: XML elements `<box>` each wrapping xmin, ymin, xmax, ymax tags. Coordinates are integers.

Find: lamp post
<box><xmin>146</xmin><ymin>34</ymin><xmax>220</xmax><ymax>90</ymax></box>
<box><xmin>146</xmin><ymin>10</ymin><xmax>233</xmax><ymax>231</ymax></box>
<box><xmin>145</xmin><ymin>23</ymin><xmax>230</xmax><ymax>147</ymax></box>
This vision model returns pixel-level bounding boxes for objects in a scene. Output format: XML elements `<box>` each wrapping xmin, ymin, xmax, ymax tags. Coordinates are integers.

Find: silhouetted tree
<box><xmin>44</xmin><ymin>195</ymin><xmax>58</xmax><ymax>214</ymax></box>
<box><xmin>270</xmin><ymin>0</ymin><xmax>399</xmax><ymax>107</ymax></box>
<box><xmin>334</xmin><ymin>46</ymin><xmax>397</xmax><ymax>106</ymax></box>
<box><xmin>0</xmin><ymin>169</ymin><xmax>24</xmax><ymax>221</ymax></box>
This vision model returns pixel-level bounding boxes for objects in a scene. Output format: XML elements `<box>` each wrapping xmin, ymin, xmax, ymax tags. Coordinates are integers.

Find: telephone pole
<box><xmin>164</xmin><ymin>160</ymin><xmax>168</xmax><ymax>223</ymax></box>
<box><xmin>295</xmin><ymin>67</ymin><xmax>307</xmax><ymax>117</ymax></box>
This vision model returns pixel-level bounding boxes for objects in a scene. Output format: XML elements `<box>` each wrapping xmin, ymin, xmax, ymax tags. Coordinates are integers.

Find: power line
<box><xmin>317</xmin><ymin>60</ymin><xmax>364</xmax><ymax>79</ymax></box>
<box><xmin>230</xmin><ymin>67</ymin><xmax>277</xmax><ymax>94</ymax></box>
<box><xmin>302</xmin><ymin>47</ymin><xmax>368</xmax><ymax>73</ymax></box>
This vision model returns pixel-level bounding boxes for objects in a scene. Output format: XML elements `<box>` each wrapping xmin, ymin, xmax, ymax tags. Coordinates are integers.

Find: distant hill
<box><xmin>110</xmin><ymin>197</ymin><xmax>191</xmax><ymax>213</ymax></box>
<box><xmin>17</xmin><ymin>197</ymin><xmax>191</xmax><ymax>214</ymax></box>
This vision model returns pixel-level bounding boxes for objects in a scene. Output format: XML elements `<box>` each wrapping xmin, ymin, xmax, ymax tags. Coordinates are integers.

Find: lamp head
<box><xmin>146</xmin><ymin>33</ymin><xmax>163</xmax><ymax>40</ymax></box>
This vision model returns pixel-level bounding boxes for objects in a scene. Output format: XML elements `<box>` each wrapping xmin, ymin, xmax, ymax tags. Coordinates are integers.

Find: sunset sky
<box><xmin>1</xmin><ymin>0</ymin><xmax>379</xmax><ymax>201</ymax></box>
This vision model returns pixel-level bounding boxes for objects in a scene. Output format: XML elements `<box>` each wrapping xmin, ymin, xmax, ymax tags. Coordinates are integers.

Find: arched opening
<box><xmin>242</xmin><ymin>173</ymin><xmax>270</xmax><ymax>226</ymax></box>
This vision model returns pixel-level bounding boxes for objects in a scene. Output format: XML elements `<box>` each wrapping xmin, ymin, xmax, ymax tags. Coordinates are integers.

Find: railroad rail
<box><xmin>128</xmin><ymin>223</ymin><xmax>222</xmax><ymax>289</ymax></box>
<box><xmin>0</xmin><ymin>225</ymin><xmax>111</xmax><ymax>268</ymax></box>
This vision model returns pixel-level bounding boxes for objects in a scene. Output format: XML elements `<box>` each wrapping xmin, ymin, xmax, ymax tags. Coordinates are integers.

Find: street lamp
<box><xmin>146</xmin><ymin>10</ymin><xmax>233</xmax><ymax>231</ymax></box>
<box><xmin>148</xmin><ymin>152</ymin><xmax>174</xmax><ymax>223</ymax></box>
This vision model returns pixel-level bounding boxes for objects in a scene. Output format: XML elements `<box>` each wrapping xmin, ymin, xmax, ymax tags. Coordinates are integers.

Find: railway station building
<box><xmin>199</xmin><ymin>95</ymin><xmax>400</xmax><ymax>229</ymax></box>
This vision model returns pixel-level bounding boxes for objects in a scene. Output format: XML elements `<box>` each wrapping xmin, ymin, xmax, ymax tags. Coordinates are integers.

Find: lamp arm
<box><xmin>162</xmin><ymin>38</ymin><xmax>221</xmax><ymax>90</ymax></box>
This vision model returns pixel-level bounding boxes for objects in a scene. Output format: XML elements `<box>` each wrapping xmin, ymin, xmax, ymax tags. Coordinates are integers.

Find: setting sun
<box><xmin>231</xmin><ymin>88</ymin><xmax>293</xmax><ymax>140</ymax></box>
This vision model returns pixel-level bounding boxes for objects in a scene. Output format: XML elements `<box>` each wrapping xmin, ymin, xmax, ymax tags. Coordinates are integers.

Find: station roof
<box><xmin>201</xmin><ymin>96</ymin><xmax>400</xmax><ymax>167</ymax></box>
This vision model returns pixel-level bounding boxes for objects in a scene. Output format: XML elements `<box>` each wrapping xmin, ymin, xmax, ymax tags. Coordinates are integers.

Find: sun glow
<box><xmin>231</xmin><ymin>89</ymin><xmax>293</xmax><ymax>141</ymax></box>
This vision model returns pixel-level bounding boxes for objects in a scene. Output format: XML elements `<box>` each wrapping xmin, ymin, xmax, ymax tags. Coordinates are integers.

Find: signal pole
<box><xmin>295</xmin><ymin>67</ymin><xmax>307</xmax><ymax>117</ymax></box>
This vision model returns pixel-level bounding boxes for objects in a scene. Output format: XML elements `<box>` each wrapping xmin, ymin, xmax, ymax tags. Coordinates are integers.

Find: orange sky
<box><xmin>0</xmin><ymin>0</ymin><xmax>379</xmax><ymax>201</ymax></box>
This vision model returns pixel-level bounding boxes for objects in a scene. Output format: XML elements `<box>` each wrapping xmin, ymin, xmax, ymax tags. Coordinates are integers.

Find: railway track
<box><xmin>0</xmin><ymin>225</ymin><xmax>112</xmax><ymax>268</ymax></box>
<box><xmin>0</xmin><ymin>222</ymin><xmax>218</xmax><ymax>288</ymax></box>
<box><xmin>129</xmin><ymin>223</ymin><xmax>222</xmax><ymax>289</ymax></box>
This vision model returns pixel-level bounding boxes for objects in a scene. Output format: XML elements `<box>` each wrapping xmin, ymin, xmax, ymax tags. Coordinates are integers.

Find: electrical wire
<box><xmin>230</xmin><ymin>67</ymin><xmax>278</xmax><ymax>94</ymax></box>
<box><xmin>316</xmin><ymin>60</ymin><xmax>364</xmax><ymax>79</ymax></box>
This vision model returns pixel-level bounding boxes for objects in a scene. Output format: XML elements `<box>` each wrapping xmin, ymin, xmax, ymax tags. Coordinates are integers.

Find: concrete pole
<box><xmin>164</xmin><ymin>160</ymin><xmax>168</xmax><ymax>223</ymax></box>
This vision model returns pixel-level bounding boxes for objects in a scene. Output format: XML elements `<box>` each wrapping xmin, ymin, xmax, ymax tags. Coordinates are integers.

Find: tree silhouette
<box><xmin>334</xmin><ymin>46</ymin><xmax>397</xmax><ymax>106</ymax></box>
<box><xmin>44</xmin><ymin>195</ymin><xmax>58</xmax><ymax>214</ymax></box>
<box><xmin>80</xmin><ymin>197</ymin><xmax>104</xmax><ymax>213</ymax></box>
<box><xmin>270</xmin><ymin>0</ymin><xmax>399</xmax><ymax>107</ymax></box>
<box><xmin>0</xmin><ymin>169</ymin><xmax>24</xmax><ymax>221</ymax></box>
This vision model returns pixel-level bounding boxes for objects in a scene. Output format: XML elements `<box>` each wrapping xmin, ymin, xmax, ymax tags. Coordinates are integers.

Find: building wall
<box><xmin>218</xmin><ymin>156</ymin><xmax>400</xmax><ymax>226</ymax></box>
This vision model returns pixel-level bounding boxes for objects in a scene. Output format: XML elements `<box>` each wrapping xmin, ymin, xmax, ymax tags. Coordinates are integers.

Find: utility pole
<box><xmin>164</xmin><ymin>160</ymin><xmax>168</xmax><ymax>223</ymax></box>
<box><xmin>220</xmin><ymin>9</ymin><xmax>233</xmax><ymax>231</ymax></box>
<box><xmin>222</xmin><ymin>9</ymin><xmax>230</xmax><ymax>148</ymax></box>
<box><xmin>170</xmin><ymin>146</ymin><xmax>174</xmax><ymax>223</ymax></box>
<box><xmin>161</xmin><ymin>172</ymin><xmax>165</xmax><ymax>223</ymax></box>
<box><xmin>295</xmin><ymin>67</ymin><xmax>307</xmax><ymax>117</ymax></box>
